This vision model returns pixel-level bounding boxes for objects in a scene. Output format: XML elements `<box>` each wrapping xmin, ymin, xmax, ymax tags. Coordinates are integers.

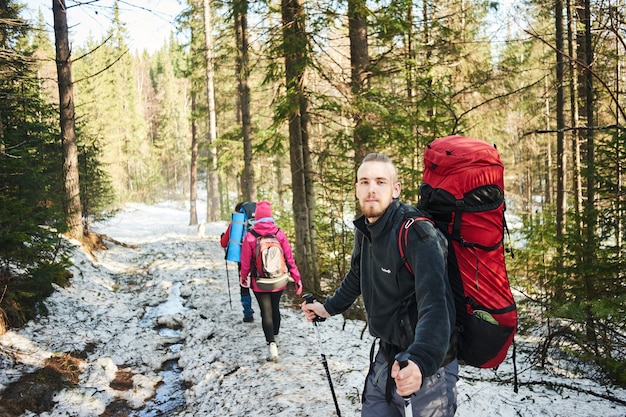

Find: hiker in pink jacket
<box><xmin>240</xmin><ymin>200</ymin><xmax>302</xmax><ymax>361</ymax></box>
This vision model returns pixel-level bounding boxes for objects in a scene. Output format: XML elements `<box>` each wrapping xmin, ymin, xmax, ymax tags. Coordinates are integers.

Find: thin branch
<box><xmin>72</xmin><ymin>34</ymin><xmax>114</xmax><ymax>62</ymax></box>
<box><xmin>523</xmin><ymin>28</ymin><xmax>626</xmax><ymax>123</ymax></box>
<box><xmin>522</xmin><ymin>124</ymin><xmax>626</xmax><ymax>138</ymax></box>
<box><xmin>66</xmin><ymin>0</ymin><xmax>101</xmax><ymax>10</ymax></box>
<box><xmin>519</xmin><ymin>380</ymin><xmax>626</xmax><ymax>406</ymax></box>
<box><xmin>461</xmin><ymin>375</ymin><xmax>626</xmax><ymax>406</ymax></box>
<box><xmin>73</xmin><ymin>48</ymin><xmax>129</xmax><ymax>84</ymax></box>
<box><xmin>455</xmin><ymin>76</ymin><xmax>545</xmax><ymax>122</ymax></box>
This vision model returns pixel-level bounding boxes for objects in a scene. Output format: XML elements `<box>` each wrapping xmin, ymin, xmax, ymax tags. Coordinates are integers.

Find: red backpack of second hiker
<box><xmin>416</xmin><ymin>135</ymin><xmax>517</xmax><ymax>368</ymax></box>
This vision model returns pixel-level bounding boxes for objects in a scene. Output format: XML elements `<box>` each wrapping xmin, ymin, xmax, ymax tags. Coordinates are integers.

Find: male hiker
<box><xmin>301</xmin><ymin>153</ymin><xmax>458</xmax><ymax>416</ymax></box>
<box><xmin>221</xmin><ymin>202</ymin><xmax>255</xmax><ymax>322</ymax></box>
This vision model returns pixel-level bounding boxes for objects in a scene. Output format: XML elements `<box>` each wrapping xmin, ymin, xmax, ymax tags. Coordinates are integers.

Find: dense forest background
<box><xmin>1</xmin><ymin>0</ymin><xmax>624</xmax><ymax>386</ymax></box>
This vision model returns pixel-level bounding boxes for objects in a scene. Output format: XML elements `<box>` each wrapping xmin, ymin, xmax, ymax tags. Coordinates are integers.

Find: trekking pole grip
<box><xmin>395</xmin><ymin>352</ymin><xmax>412</xmax><ymax>396</ymax></box>
<box><xmin>395</xmin><ymin>351</ymin><xmax>413</xmax><ymax>417</ymax></box>
<box><xmin>395</xmin><ymin>351</ymin><xmax>411</xmax><ymax>369</ymax></box>
<box><xmin>302</xmin><ymin>293</ymin><xmax>325</xmax><ymax>322</ymax></box>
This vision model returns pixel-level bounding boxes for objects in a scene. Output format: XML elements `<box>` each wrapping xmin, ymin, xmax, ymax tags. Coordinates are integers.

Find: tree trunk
<box><xmin>234</xmin><ymin>0</ymin><xmax>255</xmax><ymax>202</ymax></box>
<box><xmin>580</xmin><ymin>0</ymin><xmax>598</xmax><ymax>352</ymax></box>
<box><xmin>53</xmin><ymin>0</ymin><xmax>83</xmax><ymax>241</ymax></box>
<box><xmin>189</xmin><ymin>92</ymin><xmax>199</xmax><ymax>225</ymax></box>
<box><xmin>567</xmin><ymin>0</ymin><xmax>583</xmax><ymax>238</ymax></box>
<box><xmin>349</xmin><ymin>0</ymin><xmax>370</xmax><ymax>169</ymax></box>
<box><xmin>609</xmin><ymin>7</ymin><xmax>622</xmax><ymax>260</ymax></box>
<box><xmin>301</xmin><ymin>79</ymin><xmax>318</xmax><ymax>288</ymax></box>
<box><xmin>202</xmin><ymin>0</ymin><xmax>220</xmax><ymax>222</ymax></box>
<box><xmin>555</xmin><ymin>0</ymin><xmax>566</xmax><ymax>252</ymax></box>
<box><xmin>543</xmin><ymin>76</ymin><xmax>552</xmax><ymax>206</ymax></box>
<box><xmin>405</xmin><ymin>3</ymin><xmax>421</xmax><ymax>173</ymax></box>
<box><xmin>348</xmin><ymin>0</ymin><xmax>370</xmax><ymax>218</ymax></box>
<box><xmin>281</xmin><ymin>0</ymin><xmax>319</xmax><ymax>292</ymax></box>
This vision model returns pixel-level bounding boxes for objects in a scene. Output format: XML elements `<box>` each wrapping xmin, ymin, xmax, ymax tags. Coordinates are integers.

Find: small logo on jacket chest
<box><xmin>381</xmin><ymin>267</ymin><xmax>391</xmax><ymax>274</ymax></box>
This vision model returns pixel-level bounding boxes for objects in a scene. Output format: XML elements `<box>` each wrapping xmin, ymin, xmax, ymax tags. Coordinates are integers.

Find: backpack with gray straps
<box><xmin>250</xmin><ymin>230</ymin><xmax>290</xmax><ymax>290</ymax></box>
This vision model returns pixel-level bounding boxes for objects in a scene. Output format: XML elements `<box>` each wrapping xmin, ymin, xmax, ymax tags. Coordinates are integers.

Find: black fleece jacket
<box><xmin>324</xmin><ymin>199</ymin><xmax>454</xmax><ymax>378</ymax></box>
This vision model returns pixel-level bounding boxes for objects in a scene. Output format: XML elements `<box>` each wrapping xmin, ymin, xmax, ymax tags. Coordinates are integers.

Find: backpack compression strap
<box><xmin>397</xmin><ymin>216</ymin><xmax>434</xmax><ymax>275</ymax></box>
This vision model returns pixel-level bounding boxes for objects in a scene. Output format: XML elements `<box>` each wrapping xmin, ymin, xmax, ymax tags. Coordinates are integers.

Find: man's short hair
<box><xmin>361</xmin><ymin>153</ymin><xmax>398</xmax><ymax>183</ymax></box>
<box><xmin>362</xmin><ymin>153</ymin><xmax>392</xmax><ymax>164</ymax></box>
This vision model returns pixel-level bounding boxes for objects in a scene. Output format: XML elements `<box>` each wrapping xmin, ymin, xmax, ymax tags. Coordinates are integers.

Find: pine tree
<box><xmin>1</xmin><ymin>0</ymin><xmax>71</xmax><ymax>330</ymax></box>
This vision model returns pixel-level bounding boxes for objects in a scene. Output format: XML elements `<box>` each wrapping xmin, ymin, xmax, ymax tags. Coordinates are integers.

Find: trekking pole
<box><xmin>394</xmin><ymin>352</ymin><xmax>413</xmax><ymax>417</ymax></box>
<box><xmin>224</xmin><ymin>257</ymin><xmax>232</xmax><ymax>310</ymax></box>
<box><xmin>303</xmin><ymin>294</ymin><xmax>341</xmax><ymax>417</ymax></box>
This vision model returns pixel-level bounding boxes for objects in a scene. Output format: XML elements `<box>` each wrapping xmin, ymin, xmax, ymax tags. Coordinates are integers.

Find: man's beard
<box><xmin>360</xmin><ymin>201</ymin><xmax>385</xmax><ymax>219</ymax></box>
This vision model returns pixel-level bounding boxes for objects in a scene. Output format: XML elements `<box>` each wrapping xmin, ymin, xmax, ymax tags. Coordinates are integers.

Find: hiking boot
<box><xmin>243</xmin><ymin>316</ymin><xmax>254</xmax><ymax>323</ymax></box>
<box><xmin>268</xmin><ymin>342</ymin><xmax>279</xmax><ymax>362</ymax></box>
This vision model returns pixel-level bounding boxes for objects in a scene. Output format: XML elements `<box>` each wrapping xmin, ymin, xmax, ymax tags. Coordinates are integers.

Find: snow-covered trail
<box><xmin>1</xmin><ymin>202</ymin><xmax>625</xmax><ymax>417</ymax></box>
<box><xmin>96</xmin><ymin>203</ymin><xmax>372</xmax><ymax>416</ymax></box>
<box><xmin>0</xmin><ymin>202</ymin><xmax>371</xmax><ymax>417</ymax></box>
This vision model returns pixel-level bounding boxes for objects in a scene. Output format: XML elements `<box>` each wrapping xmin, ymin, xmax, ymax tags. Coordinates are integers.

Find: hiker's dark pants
<box><xmin>361</xmin><ymin>350</ymin><xmax>458</xmax><ymax>417</ymax></box>
<box><xmin>253</xmin><ymin>290</ymin><xmax>283</xmax><ymax>343</ymax></box>
<box><xmin>238</xmin><ymin>263</ymin><xmax>253</xmax><ymax>318</ymax></box>
<box><xmin>240</xmin><ymin>285</ymin><xmax>254</xmax><ymax>318</ymax></box>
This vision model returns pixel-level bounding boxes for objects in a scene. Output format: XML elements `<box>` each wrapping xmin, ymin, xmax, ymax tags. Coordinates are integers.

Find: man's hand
<box><xmin>391</xmin><ymin>358</ymin><xmax>423</xmax><ymax>396</ymax></box>
<box><xmin>301</xmin><ymin>300</ymin><xmax>330</xmax><ymax>322</ymax></box>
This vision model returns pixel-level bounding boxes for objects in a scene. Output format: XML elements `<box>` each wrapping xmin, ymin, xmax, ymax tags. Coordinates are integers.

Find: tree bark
<box><xmin>555</xmin><ymin>0</ymin><xmax>566</xmax><ymax>250</ymax></box>
<box><xmin>544</xmin><ymin>77</ymin><xmax>552</xmax><ymax>206</ymax></box>
<box><xmin>349</xmin><ymin>0</ymin><xmax>370</xmax><ymax>169</ymax></box>
<box><xmin>189</xmin><ymin>91</ymin><xmax>199</xmax><ymax>225</ymax></box>
<box><xmin>53</xmin><ymin>0</ymin><xmax>83</xmax><ymax>241</ymax></box>
<box><xmin>281</xmin><ymin>0</ymin><xmax>319</xmax><ymax>291</ymax></box>
<box><xmin>579</xmin><ymin>0</ymin><xmax>598</xmax><ymax>352</ymax></box>
<box><xmin>202</xmin><ymin>0</ymin><xmax>220</xmax><ymax>222</ymax></box>
<box><xmin>567</xmin><ymin>0</ymin><xmax>583</xmax><ymax>238</ymax></box>
<box><xmin>608</xmin><ymin>7</ymin><xmax>622</xmax><ymax>259</ymax></box>
<box><xmin>234</xmin><ymin>0</ymin><xmax>255</xmax><ymax>202</ymax></box>
<box><xmin>348</xmin><ymin>0</ymin><xmax>370</xmax><ymax>219</ymax></box>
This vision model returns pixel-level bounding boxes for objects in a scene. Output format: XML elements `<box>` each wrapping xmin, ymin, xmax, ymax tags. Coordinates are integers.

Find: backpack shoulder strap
<box><xmin>249</xmin><ymin>229</ymin><xmax>265</xmax><ymax>275</ymax></box>
<box><xmin>397</xmin><ymin>214</ymin><xmax>436</xmax><ymax>275</ymax></box>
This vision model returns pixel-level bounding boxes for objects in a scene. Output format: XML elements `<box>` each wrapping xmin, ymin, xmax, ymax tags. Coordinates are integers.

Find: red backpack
<box><xmin>400</xmin><ymin>135</ymin><xmax>517</xmax><ymax>368</ymax></box>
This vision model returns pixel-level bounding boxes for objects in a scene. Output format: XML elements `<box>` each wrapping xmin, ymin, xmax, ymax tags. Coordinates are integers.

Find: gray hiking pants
<box><xmin>361</xmin><ymin>350</ymin><xmax>458</xmax><ymax>417</ymax></box>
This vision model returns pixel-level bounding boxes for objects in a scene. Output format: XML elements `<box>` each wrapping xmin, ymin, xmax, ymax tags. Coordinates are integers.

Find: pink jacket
<box><xmin>239</xmin><ymin>220</ymin><xmax>301</xmax><ymax>293</ymax></box>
